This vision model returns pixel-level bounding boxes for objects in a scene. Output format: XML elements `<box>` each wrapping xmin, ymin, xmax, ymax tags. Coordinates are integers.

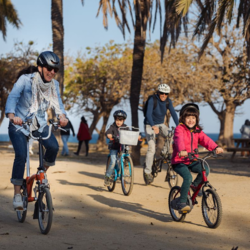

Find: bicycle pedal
<box><xmin>194</xmin><ymin>199</ymin><xmax>198</xmax><ymax>205</ymax></box>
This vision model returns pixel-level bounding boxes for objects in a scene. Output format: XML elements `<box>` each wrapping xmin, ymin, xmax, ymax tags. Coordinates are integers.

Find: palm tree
<box><xmin>51</xmin><ymin>0</ymin><xmax>64</xmax><ymax>95</ymax></box>
<box><xmin>171</xmin><ymin>0</ymin><xmax>250</xmax><ymax>59</ymax></box>
<box><xmin>97</xmin><ymin>0</ymin><xmax>161</xmax><ymax>164</ymax></box>
<box><xmin>0</xmin><ymin>0</ymin><xmax>21</xmax><ymax>40</ymax></box>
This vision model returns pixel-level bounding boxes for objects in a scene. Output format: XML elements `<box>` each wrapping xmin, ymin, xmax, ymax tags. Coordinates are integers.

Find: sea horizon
<box><xmin>0</xmin><ymin>133</ymin><xmax>242</xmax><ymax>144</ymax></box>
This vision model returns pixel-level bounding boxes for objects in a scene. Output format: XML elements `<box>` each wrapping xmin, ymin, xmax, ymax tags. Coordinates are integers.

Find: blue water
<box><xmin>0</xmin><ymin>133</ymin><xmax>242</xmax><ymax>144</ymax></box>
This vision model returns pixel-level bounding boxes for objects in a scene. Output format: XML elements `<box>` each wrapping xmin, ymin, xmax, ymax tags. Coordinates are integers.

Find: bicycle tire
<box><xmin>16</xmin><ymin>183</ymin><xmax>28</xmax><ymax>223</ymax></box>
<box><xmin>166</xmin><ymin>164</ymin><xmax>178</xmax><ymax>189</ymax></box>
<box><xmin>202</xmin><ymin>188</ymin><xmax>222</xmax><ymax>228</ymax></box>
<box><xmin>168</xmin><ymin>186</ymin><xmax>186</xmax><ymax>222</ymax></box>
<box><xmin>121</xmin><ymin>156</ymin><xmax>134</xmax><ymax>196</ymax></box>
<box><xmin>106</xmin><ymin>156</ymin><xmax>116</xmax><ymax>192</ymax></box>
<box><xmin>38</xmin><ymin>187</ymin><xmax>53</xmax><ymax>234</ymax></box>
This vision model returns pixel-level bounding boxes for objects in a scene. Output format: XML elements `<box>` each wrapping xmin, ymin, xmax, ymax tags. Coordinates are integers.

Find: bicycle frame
<box><xmin>18</xmin><ymin>120</ymin><xmax>59</xmax><ymax>203</ymax></box>
<box><xmin>109</xmin><ymin>145</ymin><xmax>131</xmax><ymax>181</ymax></box>
<box><xmin>25</xmin><ymin>136</ymin><xmax>47</xmax><ymax>203</ymax></box>
<box><xmin>174</xmin><ymin>152</ymin><xmax>216</xmax><ymax>206</ymax></box>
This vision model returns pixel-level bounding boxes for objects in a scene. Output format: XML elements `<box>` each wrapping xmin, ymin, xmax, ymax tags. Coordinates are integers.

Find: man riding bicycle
<box><xmin>143</xmin><ymin>83</ymin><xmax>179</xmax><ymax>184</ymax></box>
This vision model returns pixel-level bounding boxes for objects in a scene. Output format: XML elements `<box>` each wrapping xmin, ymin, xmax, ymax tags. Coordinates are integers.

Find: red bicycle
<box><xmin>14</xmin><ymin>118</ymin><xmax>64</xmax><ymax>234</ymax></box>
<box><xmin>168</xmin><ymin>150</ymin><xmax>223</xmax><ymax>228</ymax></box>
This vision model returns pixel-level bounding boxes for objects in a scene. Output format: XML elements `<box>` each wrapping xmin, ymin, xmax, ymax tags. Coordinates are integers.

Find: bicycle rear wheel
<box><xmin>38</xmin><ymin>187</ymin><xmax>53</xmax><ymax>234</ymax></box>
<box><xmin>106</xmin><ymin>156</ymin><xmax>116</xmax><ymax>192</ymax></box>
<box><xmin>166</xmin><ymin>164</ymin><xmax>178</xmax><ymax>189</ymax></box>
<box><xmin>121</xmin><ymin>156</ymin><xmax>134</xmax><ymax>196</ymax></box>
<box><xmin>168</xmin><ymin>186</ymin><xmax>186</xmax><ymax>222</ymax></box>
<box><xmin>202</xmin><ymin>188</ymin><xmax>222</xmax><ymax>228</ymax></box>
<box><xmin>16</xmin><ymin>182</ymin><xmax>28</xmax><ymax>223</ymax></box>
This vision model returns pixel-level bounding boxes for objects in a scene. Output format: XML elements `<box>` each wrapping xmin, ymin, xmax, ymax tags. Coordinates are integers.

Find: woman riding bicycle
<box><xmin>171</xmin><ymin>103</ymin><xmax>223</xmax><ymax>212</ymax></box>
<box><xmin>5</xmin><ymin>51</ymin><xmax>68</xmax><ymax>210</ymax></box>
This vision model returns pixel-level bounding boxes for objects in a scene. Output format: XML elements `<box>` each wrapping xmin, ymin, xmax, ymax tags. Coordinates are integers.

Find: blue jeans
<box><xmin>61</xmin><ymin>135</ymin><xmax>69</xmax><ymax>155</ymax></box>
<box><xmin>106</xmin><ymin>150</ymin><xmax>118</xmax><ymax>177</ymax></box>
<box><xmin>9</xmin><ymin>123</ymin><xmax>59</xmax><ymax>186</ymax></box>
<box><xmin>173</xmin><ymin>161</ymin><xmax>209</xmax><ymax>203</ymax></box>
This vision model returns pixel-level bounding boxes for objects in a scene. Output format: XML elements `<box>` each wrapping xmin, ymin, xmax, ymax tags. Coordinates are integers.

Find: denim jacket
<box><xmin>5</xmin><ymin>73</ymin><xmax>66</xmax><ymax>135</ymax></box>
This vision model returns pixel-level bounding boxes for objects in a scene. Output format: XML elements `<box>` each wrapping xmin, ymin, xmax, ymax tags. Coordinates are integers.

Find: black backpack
<box><xmin>143</xmin><ymin>94</ymin><xmax>169</xmax><ymax>117</ymax></box>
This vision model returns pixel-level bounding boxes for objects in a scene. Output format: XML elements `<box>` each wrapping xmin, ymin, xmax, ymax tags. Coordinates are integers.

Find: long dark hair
<box><xmin>81</xmin><ymin>116</ymin><xmax>87</xmax><ymax>124</ymax></box>
<box><xmin>179</xmin><ymin>108</ymin><xmax>203</xmax><ymax>130</ymax></box>
<box><xmin>16</xmin><ymin>66</ymin><xmax>38</xmax><ymax>81</ymax></box>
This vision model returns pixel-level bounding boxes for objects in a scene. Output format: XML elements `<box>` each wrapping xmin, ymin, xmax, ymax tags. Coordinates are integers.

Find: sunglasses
<box><xmin>159</xmin><ymin>91</ymin><xmax>168</xmax><ymax>95</ymax></box>
<box><xmin>45</xmin><ymin>66</ymin><xmax>59</xmax><ymax>73</ymax></box>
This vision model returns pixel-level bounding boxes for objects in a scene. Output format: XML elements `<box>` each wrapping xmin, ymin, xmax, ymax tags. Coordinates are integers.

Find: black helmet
<box><xmin>113</xmin><ymin>110</ymin><xmax>127</xmax><ymax>119</ymax></box>
<box><xmin>180</xmin><ymin>103</ymin><xmax>199</xmax><ymax>117</ymax></box>
<box><xmin>37</xmin><ymin>51</ymin><xmax>60</xmax><ymax>69</ymax></box>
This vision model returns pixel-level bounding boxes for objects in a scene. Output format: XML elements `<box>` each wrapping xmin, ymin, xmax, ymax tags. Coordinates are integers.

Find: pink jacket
<box><xmin>171</xmin><ymin>123</ymin><xmax>218</xmax><ymax>165</ymax></box>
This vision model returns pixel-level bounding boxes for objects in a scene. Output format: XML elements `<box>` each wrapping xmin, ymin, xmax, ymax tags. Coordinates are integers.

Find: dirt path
<box><xmin>0</xmin><ymin>143</ymin><xmax>249</xmax><ymax>250</ymax></box>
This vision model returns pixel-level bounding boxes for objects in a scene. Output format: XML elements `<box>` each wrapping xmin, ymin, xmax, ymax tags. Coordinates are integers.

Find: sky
<box><xmin>0</xmin><ymin>0</ymin><xmax>250</xmax><ymax>134</ymax></box>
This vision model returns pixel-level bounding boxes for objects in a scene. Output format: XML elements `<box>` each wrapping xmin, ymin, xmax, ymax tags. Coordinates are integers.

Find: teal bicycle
<box><xmin>105</xmin><ymin>127</ymin><xmax>139</xmax><ymax>196</ymax></box>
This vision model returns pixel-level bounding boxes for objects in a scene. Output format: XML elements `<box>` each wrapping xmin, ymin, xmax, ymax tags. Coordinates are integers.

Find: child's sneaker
<box><xmin>104</xmin><ymin>176</ymin><xmax>112</xmax><ymax>186</ymax></box>
<box><xmin>176</xmin><ymin>202</ymin><xmax>191</xmax><ymax>212</ymax></box>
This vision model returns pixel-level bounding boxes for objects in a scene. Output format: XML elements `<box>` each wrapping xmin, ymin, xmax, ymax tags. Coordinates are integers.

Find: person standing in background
<box><xmin>60</xmin><ymin>119</ymin><xmax>75</xmax><ymax>156</ymax></box>
<box><xmin>74</xmin><ymin>116</ymin><xmax>92</xmax><ymax>156</ymax></box>
<box><xmin>240</xmin><ymin>119</ymin><xmax>250</xmax><ymax>156</ymax></box>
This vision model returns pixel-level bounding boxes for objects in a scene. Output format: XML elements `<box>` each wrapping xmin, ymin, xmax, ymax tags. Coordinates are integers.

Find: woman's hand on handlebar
<box><xmin>9</xmin><ymin>114</ymin><xmax>23</xmax><ymax>125</ymax></box>
<box><xmin>215</xmin><ymin>147</ymin><xmax>224</xmax><ymax>154</ymax></box>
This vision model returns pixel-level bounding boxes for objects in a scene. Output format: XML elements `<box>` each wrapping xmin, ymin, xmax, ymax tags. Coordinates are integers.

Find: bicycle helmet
<box><xmin>113</xmin><ymin>110</ymin><xmax>127</xmax><ymax>119</ymax></box>
<box><xmin>158</xmin><ymin>84</ymin><xmax>170</xmax><ymax>93</ymax></box>
<box><xmin>37</xmin><ymin>51</ymin><xmax>60</xmax><ymax>69</ymax></box>
<box><xmin>180</xmin><ymin>103</ymin><xmax>199</xmax><ymax>116</ymax></box>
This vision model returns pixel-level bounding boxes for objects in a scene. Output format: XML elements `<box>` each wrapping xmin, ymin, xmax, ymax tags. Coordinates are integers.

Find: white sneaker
<box><xmin>13</xmin><ymin>194</ymin><xmax>23</xmax><ymax>210</ymax></box>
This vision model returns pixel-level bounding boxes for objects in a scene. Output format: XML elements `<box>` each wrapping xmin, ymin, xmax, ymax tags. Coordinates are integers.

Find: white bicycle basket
<box><xmin>119</xmin><ymin>126</ymin><xmax>140</xmax><ymax>146</ymax></box>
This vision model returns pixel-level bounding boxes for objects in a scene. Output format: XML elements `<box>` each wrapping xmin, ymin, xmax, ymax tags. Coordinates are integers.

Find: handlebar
<box><xmin>12</xmin><ymin>119</ymin><xmax>66</xmax><ymax>140</ymax></box>
<box><xmin>187</xmin><ymin>149</ymin><xmax>221</xmax><ymax>161</ymax></box>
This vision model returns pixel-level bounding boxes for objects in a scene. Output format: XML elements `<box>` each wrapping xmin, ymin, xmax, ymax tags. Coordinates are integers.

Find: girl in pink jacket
<box><xmin>171</xmin><ymin>103</ymin><xmax>223</xmax><ymax>212</ymax></box>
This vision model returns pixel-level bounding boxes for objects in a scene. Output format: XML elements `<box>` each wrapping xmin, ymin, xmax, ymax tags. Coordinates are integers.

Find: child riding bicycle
<box><xmin>171</xmin><ymin>103</ymin><xmax>223</xmax><ymax>212</ymax></box>
<box><xmin>104</xmin><ymin>110</ymin><xmax>128</xmax><ymax>186</ymax></box>
<box><xmin>104</xmin><ymin>110</ymin><xmax>141</xmax><ymax>186</ymax></box>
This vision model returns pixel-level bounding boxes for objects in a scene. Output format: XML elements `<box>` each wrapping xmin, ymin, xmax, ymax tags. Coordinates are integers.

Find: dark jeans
<box><xmin>173</xmin><ymin>161</ymin><xmax>209</xmax><ymax>203</ymax></box>
<box><xmin>9</xmin><ymin>123</ymin><xmax>59</xmax><ymax>186</ymax></box>
<box><xmin>76</xmin><ymin>140</ymin><xmax>89</xmax><ymax>156</ymax></box>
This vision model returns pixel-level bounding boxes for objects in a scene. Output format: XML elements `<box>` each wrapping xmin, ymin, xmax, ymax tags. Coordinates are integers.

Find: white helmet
<box><xmin>158</xmin><ymin>83</ymin><xmax>170</xmax><ymax>93</ymax></box>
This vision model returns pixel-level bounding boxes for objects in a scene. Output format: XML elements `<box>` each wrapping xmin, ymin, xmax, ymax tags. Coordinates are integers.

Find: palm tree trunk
<box><xmin>130</xmin><ymin>1</ymin><xmax>147</xmax><ymax>165</ymax></box>
<box><xmin>51</xmin><ymin>0</ymin><xmax>64</xmax><ymax>96</ymax></box>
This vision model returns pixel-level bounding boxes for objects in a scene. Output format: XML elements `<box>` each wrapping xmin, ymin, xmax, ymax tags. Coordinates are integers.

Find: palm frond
<box><xmin>175</xmin><ymin>0</ymin><xmax>193</xmax><ymax>16</ymax></box>
<box><xmin>198</xmin><ymin>16</ymin><xmax>217</xmax><ymax>60</ymax></box>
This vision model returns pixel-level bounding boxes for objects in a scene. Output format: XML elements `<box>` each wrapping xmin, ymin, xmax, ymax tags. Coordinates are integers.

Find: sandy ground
<box><xmin>0</xmin><ymin>142</ymin><xmax>249</xmax><ymax>250</ymax></box>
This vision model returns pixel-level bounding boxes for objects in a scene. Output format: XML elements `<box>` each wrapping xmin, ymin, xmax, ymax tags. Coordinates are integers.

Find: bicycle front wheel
<box><xmin>166</xmin><ymin>165</ymin><xmax>178</xmax><ymax>189</ymax></box>
<box><xmin>106</xmin><ymin>156</ymin><xmax>116</xmax><ymax>192</ymax></box>
<box><xmin>38</xmin><ymin>187</ymin><xmax>53</xmax><ymax>234</ymax></box>
<box><xmin>168</xmin><ymin>186</ymin><xmax>186</xmax><ymax>222</ymax></box>
<box><xmin>16</xmin><ymin>182</ymin><xmax>28</xmax><ymax>223</ymax></box>
<box><xmin>121</xmin><ymin>156</ymin><xmax>134</xmax><ymax>196</ymax></box>
<box><xmin>202</xmin><ymin>188</ymin><xmax>222</xmax><ymax>228</ymax></box>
